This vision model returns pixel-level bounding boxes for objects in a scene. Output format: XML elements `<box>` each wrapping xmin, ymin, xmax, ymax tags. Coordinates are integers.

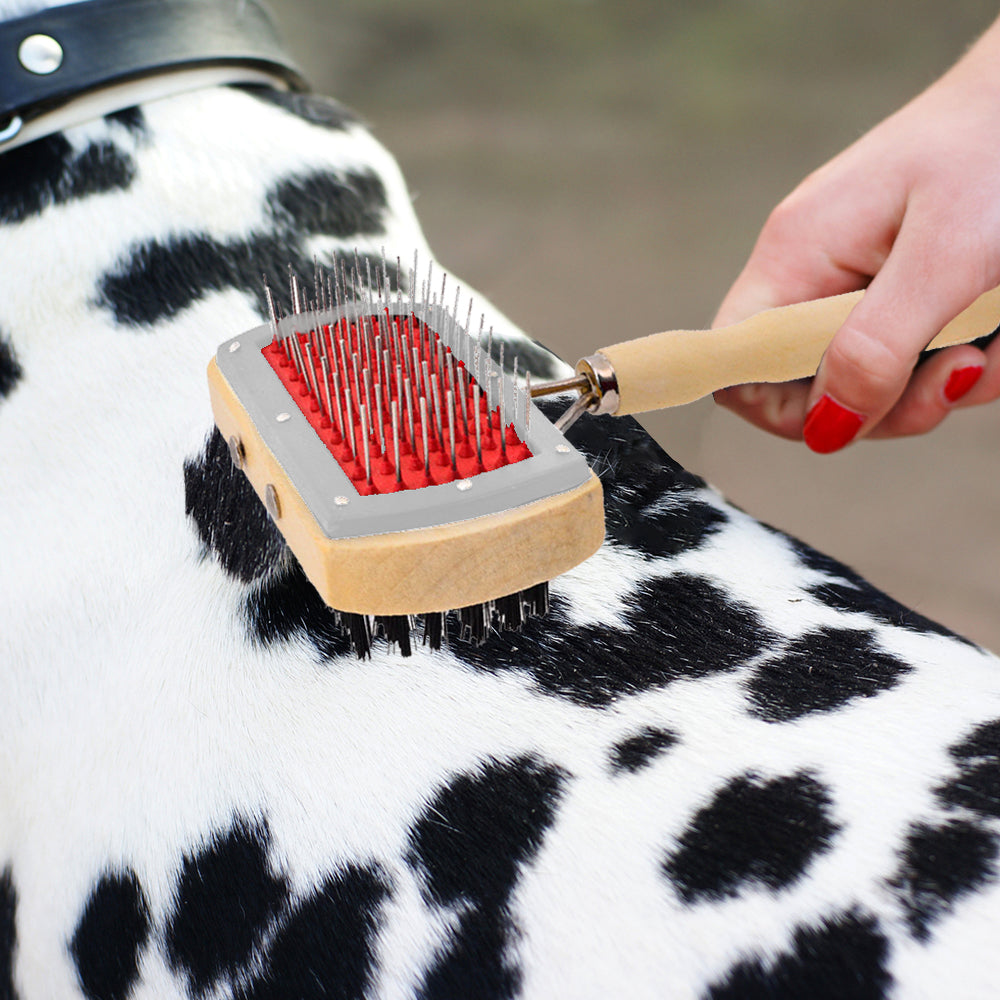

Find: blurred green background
<box><xmin>269</xmin><ymin>0</ymin><xmax>999</xmax><ymax>650</ymax></box>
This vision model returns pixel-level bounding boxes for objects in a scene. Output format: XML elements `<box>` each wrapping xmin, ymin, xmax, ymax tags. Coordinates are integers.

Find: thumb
<box><xmin>802</xmin><ymin>234</ymin><xmax>985</xmax><ymax>453</ymax></box>
<box><xmin>713</xmin><ymin>196</ymin><xmax>877</xmax><ymax>329</ymax></box>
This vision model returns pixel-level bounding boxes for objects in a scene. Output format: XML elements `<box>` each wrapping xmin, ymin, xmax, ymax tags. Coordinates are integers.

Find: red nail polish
<box><xmin>802</xmin><ymin>395</ymin><xmax>865</xmax><ymax>454</ymax></box>
<box><xmin>943</xmin><ymin>365</ymin><xmax>984</xmax><ymax>403</ymax></box>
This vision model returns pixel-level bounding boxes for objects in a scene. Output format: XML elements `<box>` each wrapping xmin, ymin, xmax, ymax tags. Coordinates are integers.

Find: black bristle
<box><xmin>458</xmin><ymin>603</ymin><xmax>492</xmax><ymax>646</ymax></box>
<box><xmin>422</xmin><ymin>613</ymin><xmax>446</xmax><ymax>650</ymax></box>
<box><xmin>493</xmin><ymin>592</ymin><xmax>524</xmax><ymax>631</ymax></box>
<box><xmin>379</xmin><ymin>615</ymin><xmax>412</xmax><ymax>656</ymax></box>
<box><xmin>522</xmin><ymin>582</ymin><xmax>550</xmax><ymax>618</ymax></box>
<box><xmin>345</xmin><ymin>613</ymin><xmax>373</xmax><ymax>658</ymax></box>
<box><xmin>332</xmin><ymin>584</ymin><xmax>551</xmax><ymax>658</ymax></box>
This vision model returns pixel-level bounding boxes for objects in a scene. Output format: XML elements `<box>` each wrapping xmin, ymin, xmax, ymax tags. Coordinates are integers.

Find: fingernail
<box><xmin>943</xmin><ymin>364</ymin><xmax>984</xmax><ymax>403</ymax></box>
<box><xmin>802</xmin><ymin>394</ymin><xmax>865</xmax><ymax>454</ymax></box>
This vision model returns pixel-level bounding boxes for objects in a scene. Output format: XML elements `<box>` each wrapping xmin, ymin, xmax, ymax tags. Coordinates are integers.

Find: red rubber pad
<box><xmin>262</xmin><ymin>312</ymin><xmax>530</xmax><ymax>496</ymax></box>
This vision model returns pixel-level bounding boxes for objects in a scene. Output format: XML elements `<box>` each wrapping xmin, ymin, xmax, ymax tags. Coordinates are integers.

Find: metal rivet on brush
<box><xmin>228</xmin><ymin>341</ymin><xmax>241</xmax><ymax>353</ymax></box>
<box><xmin>227</xmin><ymin>435</ymin><xmax>245</xmax><ymax>469</ymax></box>
<box><xmin>556</xmin><ymin>444</ymin><xmax>571</xmax><ymax>453</ymax></box>
<box><xmin>334</xmin><ymin>496</ymin><xmax>350</xmax><ymax>506</ymax></box>
<box><xmin>456</xmin><ymin>480</ymin><xmax>472</xmax><ymax>491</ymax></box>
<box><xmin>276</xmin><ymin>412</ymin><xmax>291</xmax><ymax>422</ymax></box>
<box><xmin>19</xmin><ymin>34</ymin><xmax>63</xmax><ymax>74</ymax></box>
<box><xmin>265</xmin><ymin>484</ymin><xmax>281</xmax><ymax>519</ymax></box>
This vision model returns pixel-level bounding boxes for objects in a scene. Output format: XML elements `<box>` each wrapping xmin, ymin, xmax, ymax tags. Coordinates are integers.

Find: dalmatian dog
<box><xmin>3</xmin><ymin>1</ymin><xmax>1000</xmax><ymax>998</ymax></box>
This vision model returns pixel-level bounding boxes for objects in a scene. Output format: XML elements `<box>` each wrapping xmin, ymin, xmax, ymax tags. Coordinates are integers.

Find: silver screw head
<box><xmin>226</xmin><ymin>435</ymin><xmax>245</xmax><ymax>469</ymax></box>
<box><xmin>264</xmin><ymin>484</ymin><xmax>281</xmax><ymax>520</ymax></box>
<box><xmin>19</xmin><ymin>34</ymin><xmax>63</xmax><ymax>75</ymax></box>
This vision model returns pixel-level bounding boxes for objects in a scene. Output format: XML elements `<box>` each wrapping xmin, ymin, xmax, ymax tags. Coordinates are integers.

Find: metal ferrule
<box><xmin>575</xmin><ymin>353</ymin><xmax>620</xmax><ymax>416</ymax></box>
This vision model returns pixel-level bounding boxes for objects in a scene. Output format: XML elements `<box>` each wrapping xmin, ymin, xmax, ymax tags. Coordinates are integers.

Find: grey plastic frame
<box><xmin>215</xmin><ymin>308</ymin><xmax>593</xmax><ymax>541</ymax></box>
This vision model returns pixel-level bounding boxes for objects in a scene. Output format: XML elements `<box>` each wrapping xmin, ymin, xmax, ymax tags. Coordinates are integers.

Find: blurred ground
<box><xmin>270</xmin><ymin>0</ymin><xmax>999</xmax><ymax>651</ymax></box>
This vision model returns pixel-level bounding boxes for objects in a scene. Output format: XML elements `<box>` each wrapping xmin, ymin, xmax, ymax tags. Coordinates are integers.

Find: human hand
<box><xmin>712</xmin><ymin>18</ymin><xmax>1000</xmax><ymax>453</ymax></box>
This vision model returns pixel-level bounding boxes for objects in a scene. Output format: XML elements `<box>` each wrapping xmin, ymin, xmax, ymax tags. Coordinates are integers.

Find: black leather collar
<box><xmin>0</xmin><ymin>0</ymin><xmax>307</xmax><ymax>151</ymax></box>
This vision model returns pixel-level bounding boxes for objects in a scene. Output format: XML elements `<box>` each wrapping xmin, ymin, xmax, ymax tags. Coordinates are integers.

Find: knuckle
<box><xmin>875</xmin><ymin>402</ymin><xmax>943</xmax><ymax>439</ymax></box>
<box><xmin>826</xmin><ymin>324</ymin><xmax>914</xmax><ymax>397</ymax></box>
<box><xmin>760</xmin><ymin>197</ymin><xmax>804</xmax><ymax>246</ymax></box>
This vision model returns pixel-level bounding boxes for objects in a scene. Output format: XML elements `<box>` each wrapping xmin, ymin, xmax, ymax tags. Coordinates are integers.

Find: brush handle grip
<box><xmin>592</xmin><ymin>286</ymin><xmax>1000</xmax><ymax>415</ymax></box>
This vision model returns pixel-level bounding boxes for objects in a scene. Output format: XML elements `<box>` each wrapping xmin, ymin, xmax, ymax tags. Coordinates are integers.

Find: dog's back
<box><xmin>2</xmin><ymin>13</ymin><xmax>1000</xmax><ymax>999</ymax></box>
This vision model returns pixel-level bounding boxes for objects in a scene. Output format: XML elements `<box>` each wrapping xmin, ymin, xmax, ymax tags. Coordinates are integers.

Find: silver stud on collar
<box><xmin>0</xmin><ymin>117</ymin><xmax>22</xmax><ymax>143</ymax></box>
<box><xmin>18</xmin><ymin>34</ymin><xmax>64</xmax><ymax>75</ymax></box>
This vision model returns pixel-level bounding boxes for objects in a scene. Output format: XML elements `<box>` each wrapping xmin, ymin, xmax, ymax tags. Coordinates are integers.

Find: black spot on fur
<box><xmin>104</xmin><ymin>107</ymin><xmax>146</xmax><ymax>134</ymax></box>
<box><xmin>536</xmin><ymin>403</ymin><xmax>727</xmax><ymax>559</ymax></box>
<box><xmin>0</xmin><ymin>335</ymin><xmax>23</xmax><ymax>400</ymax></box>
<box><xmin>70</xmin><ymin>871</ymin><xmax>150</xmax><ymax>1000</ymax></box>
<box><xmin>184</xmin><ymin>435</ymin><xmax>354</xmax><ymax>661</ymax></box>
<box><xmin>889</xmin><ymin>820</ymin><xmax>997</xmax><ymax>941</ymax></box>
<box><xmin>704</xmin><ymin>910</ymin><xmax>891</xmax><ymax>1000</ymax></box>
<box><xmin>620</xmin><ymin>496</ymin><xmax>727</xmax><ymax>560</ymax></box>
<box><xmin>745</xmin><ymin>627</ymin><xmax>912</xmax><ymax>723</ymax></box>
<box><xmin>184</xmin><ymin>429</ymin><xmax>288</xmax><ymax>584</ymax></box>
<box><xmin>418</xmin><ymin>907</ymin><xmax>517</xmax><ymax>1000</ymax></box>
<box><xmin>270</xmin><ymin>170</ymin><xmax>386</xmax><ymax>238</ymax></box>
<box><xmin>244</xmin><ymin>561</ymin><xmax>354</xmax><ymax>660</ymax></box>
<box><xmin>238</xmin><ymin>86</ymin><xmax>360</xmax><ymax>130</ymax></box>
<box><xmin>545</xmin><ymin>404</ymin><xmax>701</xmax><ymax>489</ymax></box>
<box><xmin>609</xmin><ymin>726</ymin><xmax>679</xmax><ymax>774</ymax></box>
<box><xmin>937</xmin><ymin>719</ymin><xmax>1000</xmax><ymax>820</ymax></box>
<box><xmin>166</xmin><ymin>818</ymin><xmax>288</xmax><ymax>995</ymax></box>
<box><xmin>239</xmin><ymin>865</ymin><xmax>389</xmax><ymax>1000</ymax></box>
<box><xmin>0</xmin><ymin>134</ymin><xmax>135</xmax><ymax>224</ymax></box>
<box><xmin>407</xmin><ymin>756</ymin><xmax>566</xmax><ymax>1000</ymax></box>
<box><xmin>408</xmin><ymin>755</ymin><xmax>566</xmax><ymax>908</ymax></box>
<box><xmin>1</xmin><ymin>868</ymin><xmax>16</xmax><ymax>1000</ymax></box>
<box><xmin>665</xmin><ymin>772</ymin><xmax>839</xmax><ymax>903</ymax></box>
<box><xmin>789</xmin><ymin>538</ymin><xmax>971</xmax><ymax>644</ymax></box>
<box><xmin>452</xmin><ymin>573</ymin><xmax>774</xmax><ymax>708</ymax></box>
<box><xmin>102</xmin><ymin>232</ymin><xmax>221</xmax><ymax>325</ymax></box>
<box><xmin>100</xmin><ymin>218</ymin><xmax>393</xmax><ymax>327</ymax></box>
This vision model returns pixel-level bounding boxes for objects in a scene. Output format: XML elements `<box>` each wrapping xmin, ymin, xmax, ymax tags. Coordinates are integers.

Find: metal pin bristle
<box><xmin>259</xmin><ymin>253</ymin><xmax>548</xmax><ymax>658</ymax></box>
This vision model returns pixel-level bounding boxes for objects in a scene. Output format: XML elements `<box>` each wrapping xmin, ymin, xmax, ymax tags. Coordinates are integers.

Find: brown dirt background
<box><xmin>269</xmin><ymin>0</ymin><xmax>999</xmax><ymax>651</ymax></box>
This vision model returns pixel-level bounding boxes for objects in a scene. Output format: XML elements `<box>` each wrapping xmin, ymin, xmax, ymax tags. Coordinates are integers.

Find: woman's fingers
<box><xmin>869</xmin><ymin>335</ymin><xmax>1000</xmax><ymax>438</ymax></box>
<box><xmin>710</xmin><ymin>16</ymin><xmax>1000</xmax><ymax>450</ymax></box>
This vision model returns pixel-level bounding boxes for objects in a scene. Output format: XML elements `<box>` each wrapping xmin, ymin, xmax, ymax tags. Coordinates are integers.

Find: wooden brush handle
<box><xmin>592</xmin><ymin>286</ymin><xmax>1000</xmax><ymax>415</ymax></box>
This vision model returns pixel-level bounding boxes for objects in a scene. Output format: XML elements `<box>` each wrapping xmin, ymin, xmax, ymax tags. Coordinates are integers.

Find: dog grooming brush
<box><xmin>531</xmin><ymin>286</ymin><xmax>1000</xmax><ymax>429</ymax></box>
<box><xmin>208</xmin><ymin>256</ymin><xmax>603</xmax><ymax>656</ymax></box>
<box><xmin>210</xmin><ymin>255</ymin><xmax>1000</xmax><ymax>657</ymax></box>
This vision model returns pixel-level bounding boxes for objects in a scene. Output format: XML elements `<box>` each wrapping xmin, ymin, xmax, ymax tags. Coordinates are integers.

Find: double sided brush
<box><xmin>208</xmin><ymin>255</ymin><xmax>602</xmax><ymax>656</ymax></box>
<box><xmin>210</xmin><ymin>256</ymin><xmax>1000</xmax><ymax>656</ymax></box>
